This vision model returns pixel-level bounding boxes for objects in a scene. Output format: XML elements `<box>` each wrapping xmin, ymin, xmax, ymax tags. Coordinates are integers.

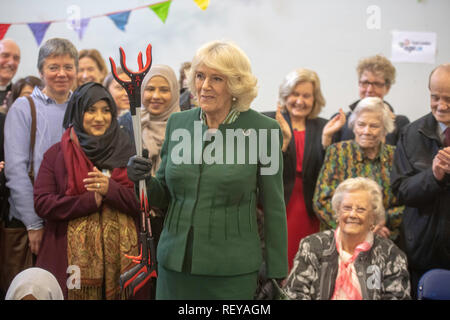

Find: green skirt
<box><xmin>156</xmin><ymin>264</ymin><xmax>258</xmax><ymax>300</ymax></box>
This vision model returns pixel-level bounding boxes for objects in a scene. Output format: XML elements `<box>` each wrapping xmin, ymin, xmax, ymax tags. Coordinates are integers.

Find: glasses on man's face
<box><xmin>340</xmin><ymin>204</ymin><xmax>367</xmax><ymax>215</ymax></box>
<box><xmin>359</xmin><ymin>80</ymin><xmax>386</xmax><ymax>89</ymax></box>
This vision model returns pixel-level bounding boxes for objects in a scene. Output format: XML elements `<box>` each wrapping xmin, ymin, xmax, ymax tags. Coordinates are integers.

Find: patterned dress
<box><xmin>312</xmin><ymin>140</ymin><xmax>404</xmax><ymax>240</ymax></box>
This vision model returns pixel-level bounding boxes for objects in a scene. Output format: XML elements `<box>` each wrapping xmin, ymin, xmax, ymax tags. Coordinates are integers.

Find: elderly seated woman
<box><xmin>313</xmin><ymin>96</ymin><xmax>404</xmax><ymax>241</ymax></box>
<box><xmin>284</xmin><ymin>177</ymin><xmax>411</xmax><ymax>300</ymax></box>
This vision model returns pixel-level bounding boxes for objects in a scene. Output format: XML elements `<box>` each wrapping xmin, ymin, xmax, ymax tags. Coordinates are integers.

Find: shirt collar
<box><xmin>0</xmin><ymin>82</ymin><xmax>12</xmax><ymax>91</ymax></box>
<box><xmin>199</xmin><ymin>108</ymin><xmax>240</xmax><ymax>126</ymax></box>
<box><xmin>32</xmin><ymin>86</ymin><xmax>72</xmax><ymax>104</ymax></box>
<box><xmin>352</xmin><ymin>140</ymin><xmax>385</xmax><ymax>162</ymax></box>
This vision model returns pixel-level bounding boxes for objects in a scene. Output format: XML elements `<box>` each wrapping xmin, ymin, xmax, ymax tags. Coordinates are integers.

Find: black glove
<box><xmin>127</xmin><ymin>155</ymin><xmax>152</xmax><ymax>183</ymax></box>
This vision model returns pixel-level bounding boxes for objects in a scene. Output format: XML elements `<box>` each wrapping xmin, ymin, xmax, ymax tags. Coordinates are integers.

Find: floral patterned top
<box><xmin>312</xmin><ymin>140</ymin><xmax>404</xmax><ymax>240</ymax></box>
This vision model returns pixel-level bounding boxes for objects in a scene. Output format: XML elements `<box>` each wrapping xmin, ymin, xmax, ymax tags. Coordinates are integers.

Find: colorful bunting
<box><xmin>0</xmin><ymin>1</ymin><xmax>210</xmax><ymax>45</ymax></box>
<box><xmin>194</xmin><ymin>0</ymin><xmax>210</xmax><ymax>10</ymax></box>
<box><xmin>107</xmin><ymin>11</ymin><xmax>131</xmax><ymax>31</ymax></box>
<box><xmin>28</xmin><ymin>22</ymin><xmax>51</xmax><ymax>46</ymax></box>
<box><xmin>0</xmin><ymin>24</ymin><xmax>11</xmax><ymax>40</ymax></box>
<box><xmin>149</xmin><ymin>0</ymin><xmax>172</xmax><ymax>23</ymax></box>
<box><xmin>75</xmin><ymin>18</ymin><xmax>90</xmax><ymax>41</ymax></box>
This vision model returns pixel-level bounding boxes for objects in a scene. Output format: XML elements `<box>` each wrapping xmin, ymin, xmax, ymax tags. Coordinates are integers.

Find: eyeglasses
<box><xmin>340</xmin><ymin>205</ymin><xmax>367</xmax><ymax>214</ymax></box>
<box><xmin>46</xmin><ymin>64</ymin><xmax>75</xmax><ymax>73</ymax></box>
<box><xmin>359</xmin><ymin>80</ymin><xmax>386</xmax><ymax>89</ymax></box>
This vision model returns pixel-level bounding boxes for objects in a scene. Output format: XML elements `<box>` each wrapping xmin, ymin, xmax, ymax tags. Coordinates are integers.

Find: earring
<box><xmin>232</xmin><ymin>97</ymin><xmax>237</xmax><ymax>102</ymax></box>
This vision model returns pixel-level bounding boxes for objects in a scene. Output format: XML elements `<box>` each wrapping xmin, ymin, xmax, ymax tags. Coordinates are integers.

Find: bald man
<box><xmin>391</xmin><ymin>64</ymin><xmax>450</xmax><ymax>298</ymax></box>
<box><xmin>0</xmin><ymin>39</ymin><xmax>21</xmax><ymax>111</ymax></box>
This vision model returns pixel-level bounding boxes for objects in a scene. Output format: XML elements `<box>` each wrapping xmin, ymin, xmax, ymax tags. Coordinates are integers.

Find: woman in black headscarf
<box><xmin>34</xmin><ymin>82</ymin><xmax>140</xmax><ymax>300</ymax></box>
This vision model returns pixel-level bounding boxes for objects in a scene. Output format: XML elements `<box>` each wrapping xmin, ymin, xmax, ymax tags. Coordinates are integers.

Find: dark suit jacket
<box><xmin>263</xmin><ymin>111</ymin><xmax>327</xmax><ymax>218</ymax></box>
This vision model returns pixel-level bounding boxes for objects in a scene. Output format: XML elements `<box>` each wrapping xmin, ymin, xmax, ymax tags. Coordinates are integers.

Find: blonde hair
<box><xmin>187</xmin><ymin>40</ymin><xmax>258</xmax><ymax>112</ymax></box>
<box><xmin>278</xmin><ymin>68</ymin><xmax>326</xmax><ymax>119</ymax></box>
<box><xmin>357</xmin><ymin>55</ymin><xmax>396</xmax><ymax>88</ymax></box>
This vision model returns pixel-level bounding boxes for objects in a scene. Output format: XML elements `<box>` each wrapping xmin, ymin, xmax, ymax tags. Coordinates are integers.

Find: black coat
<box><xmin>332</xmin><ymin>100</ymin><xmax>410</xmax><ymax>146</ymax></box>
<box><xmin>391</xmin><ymin>112</ymin><xmax>450</xmax><ymax>273</ymax></box>
<box><xmin>263</xmin><ymin>111</ymin><xmax>327</xmax><ymax>218</ymax></box>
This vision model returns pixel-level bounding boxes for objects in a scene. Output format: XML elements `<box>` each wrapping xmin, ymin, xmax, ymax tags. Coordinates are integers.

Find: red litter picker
<box><xmin>109</xmin><ymin>44</ymin><xmax>157</xmax><ymax>296</ymax></box>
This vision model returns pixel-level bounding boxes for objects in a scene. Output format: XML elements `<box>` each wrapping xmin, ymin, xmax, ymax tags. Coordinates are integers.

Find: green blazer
<box><xmin>147</xmin><ymin>107</ymin><xmax>288</xmax><ymax>279</ymax></box>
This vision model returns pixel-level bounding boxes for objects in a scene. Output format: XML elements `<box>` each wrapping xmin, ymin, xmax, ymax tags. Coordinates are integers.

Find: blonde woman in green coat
<box><xmin>127</xmin><ymin>40</ymin><xmax>288</xmax><ymax>299</ymax></box>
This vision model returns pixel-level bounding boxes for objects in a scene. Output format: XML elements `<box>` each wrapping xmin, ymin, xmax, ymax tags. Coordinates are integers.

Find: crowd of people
<box><xmin>0</xmin><ymin>36</ymin><xmax>449</xmax><ymax>300</ymax></box>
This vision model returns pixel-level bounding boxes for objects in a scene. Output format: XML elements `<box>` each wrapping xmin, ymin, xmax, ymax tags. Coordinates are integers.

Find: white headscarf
<box><xmin>5</xmin><ymin>268</ymin><xmax>64</xmax><ymax>300</ymax></box>
<box><xmin>140</xmin><ymin>64</ymin><xmax>180</xmax><ymax>175</ymax></box>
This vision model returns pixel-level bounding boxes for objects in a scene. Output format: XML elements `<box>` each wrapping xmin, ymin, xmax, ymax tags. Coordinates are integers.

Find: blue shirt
<box><xmin>4</xmin><ymin>87</ymin><xmax>71</xmax><ymax>230</ymax></box>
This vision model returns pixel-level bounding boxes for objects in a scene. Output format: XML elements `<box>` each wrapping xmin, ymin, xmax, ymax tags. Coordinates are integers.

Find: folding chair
<box><xmin>417</xmin><ymin>268</ymin><xmax>450</xmax><ymax>300</ymax></box>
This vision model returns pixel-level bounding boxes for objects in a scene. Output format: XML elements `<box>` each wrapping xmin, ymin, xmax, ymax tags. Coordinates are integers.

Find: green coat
<box><xmin>147</xmin><ymin>107</ymin><xmax>288</xmax><ymax>279</ymax></box>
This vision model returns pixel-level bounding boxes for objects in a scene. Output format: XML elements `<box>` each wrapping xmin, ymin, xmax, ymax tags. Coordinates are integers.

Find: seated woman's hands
<box><xmin>322</xmin><ymin>108</ymin><xmax>346</xmax><ymax>148</ymax></box>
<box><xmin>127</xmin><ymin>155</ymin><xmax>153</xmax><ymax>183</ymax></box>
<box><xmin>83</xmin><ymin>167</ymin><xmax>110</xmax><ymax>207</ymax></box>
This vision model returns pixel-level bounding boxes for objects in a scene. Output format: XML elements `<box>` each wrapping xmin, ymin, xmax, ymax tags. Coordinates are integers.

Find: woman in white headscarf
<box><xmin>5</xmin><ymin>268</ymin><xmax>63</xmax><ymax>300</ymax></box>
<box><xmin>118</xmin><ymin>64</ymin><xmax>180</xmax><ymax>175</ymax></box>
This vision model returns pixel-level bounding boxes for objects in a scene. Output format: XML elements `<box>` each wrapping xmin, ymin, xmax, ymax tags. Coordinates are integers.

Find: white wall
<box><xmin>1</xmin><ymin>0</ymin><xmax>449</xmax><ymax>121</ymax></box>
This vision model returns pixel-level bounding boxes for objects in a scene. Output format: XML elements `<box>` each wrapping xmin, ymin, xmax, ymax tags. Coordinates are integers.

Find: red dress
<box><xmin>286</xmin><ymin>130</ymin><xmax>320</xmax><ymax>271</ymax></box>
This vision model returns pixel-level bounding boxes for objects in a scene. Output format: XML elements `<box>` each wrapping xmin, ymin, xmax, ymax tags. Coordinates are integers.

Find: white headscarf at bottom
<box><xmin>5</xmin><ymin>268</ymin><xmax>64</xmax><ymax>300</ymax></box>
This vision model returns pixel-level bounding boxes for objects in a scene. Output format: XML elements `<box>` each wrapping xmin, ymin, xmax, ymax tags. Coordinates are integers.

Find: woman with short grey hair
<box><xmin>313</xmin><ymin>96</ymin><xmax>404</xmax><ymax>241</ymax></box>
<box><xmin>284</xmin><ymin>177</ymin><xmax>411</xmax><ymax>300</ymax></box>
<box><xmin>347</xmin><ymin>97</ymin><xmax>395</xmax><ymax>135</ymax></box>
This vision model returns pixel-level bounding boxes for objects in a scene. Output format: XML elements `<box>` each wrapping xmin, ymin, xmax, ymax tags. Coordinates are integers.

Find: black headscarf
<box><xmin>63</xmin><ymin>82</ymin><xmax>135</xmax><ymax>170</ymax></box>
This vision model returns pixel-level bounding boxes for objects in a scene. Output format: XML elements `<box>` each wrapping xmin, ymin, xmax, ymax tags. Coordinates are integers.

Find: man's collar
<box><xmin>0</xmin><ymin>81</ymin><xmax>12</xmax><ymax>91</ymax></box>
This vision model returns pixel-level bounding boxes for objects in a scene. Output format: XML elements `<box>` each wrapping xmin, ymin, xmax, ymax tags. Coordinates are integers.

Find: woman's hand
<box><xmin>322</xmin><ymin>108</ymin><xmax>346</xmax><ymax>148</ymax></box>
<box><xmin>373</xmin><ymin>222</ymin><xmax>391</xmax><ymax>238</ymax></box>
<box><xmin>83</xmin><ymin>167</ymin><xmax>110</xmax><ymax>207</ymax></box>
<box><xmin>275</xmin><ymin>105</ymin><xmax>291</xmax><ymax>152</ymax></box>
<box><xmin>0</xmin><ymin>161</ymin><xmax>4</xmax><ymax>173</ymax></box>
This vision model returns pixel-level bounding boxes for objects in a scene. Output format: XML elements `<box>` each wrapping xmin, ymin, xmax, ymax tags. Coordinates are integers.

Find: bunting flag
<box><xmin>0</xmin><ymin>1</ymin><xmax>210</xmax><ymax>44</ymax></box>
<box><xmin>194</xmin><ymin>0</ymin><xmax>210</xmax><ymax>10</ymax></box>
<box><xmin>149</xmin><ymin>0</ymin><xmax>172</xmax><ymax>23</ymax></box>
<box><xmin>75</xmin><ymin>18</ymin><xmax>91</xmax><ymax>41</ymax></box>
<box><xmin>107</xmin><ymin>11</ymin><xmax>131</xmax><ymax>31</ymax></box>
<box><xmin>0</xmin><ymin>24</ymin><xmax>11</xmax><ymax>40</ymax></box>
<box><xmin>28</xmin><ymin>22</ymin><xmax>51</xmax><ymax>46</ymax></box>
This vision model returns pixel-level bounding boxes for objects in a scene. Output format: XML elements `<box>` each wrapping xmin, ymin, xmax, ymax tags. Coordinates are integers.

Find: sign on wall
<box><xmin>391</xmin><ymin>30</ymin><xmax>437</xmax><ymax>64</ymax></box>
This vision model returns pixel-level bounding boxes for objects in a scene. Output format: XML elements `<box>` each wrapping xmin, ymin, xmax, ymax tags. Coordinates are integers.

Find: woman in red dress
<box><xmin>274</xmin><ymin>68</ymin><xmax>328</xmax><ymax>271</ymax></box>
